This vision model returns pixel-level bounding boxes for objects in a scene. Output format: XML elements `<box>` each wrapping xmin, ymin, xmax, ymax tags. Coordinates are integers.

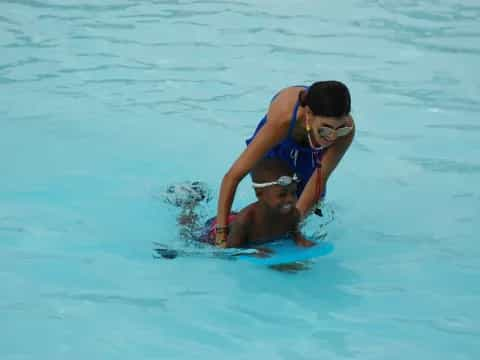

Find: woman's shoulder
<box><xmin>267</xmin><ymin>86</ymin><xmax>306</xmax><ymax>125</ymax></box>
<box><xmin>271</xmin><ymin>85</ymin><xmax>306</xmax><ymax>106</ymax></box>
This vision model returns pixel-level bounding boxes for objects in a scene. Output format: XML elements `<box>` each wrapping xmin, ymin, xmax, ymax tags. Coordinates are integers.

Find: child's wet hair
<box><xmin>251</xmin><ymin>158</ymin><xmax>294</xmax><ymax>184</ymax></box>
<box><xmin>299</xmin><ymin>80</ymin><xmax>351</xmax><ymax>117</ymax></box>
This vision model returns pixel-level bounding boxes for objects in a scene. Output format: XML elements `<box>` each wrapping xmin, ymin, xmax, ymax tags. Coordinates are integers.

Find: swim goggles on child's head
<box><xmin>252</xmin><ymin>174</ymin><xmax>300</xmax><ymax>188</ymax></box>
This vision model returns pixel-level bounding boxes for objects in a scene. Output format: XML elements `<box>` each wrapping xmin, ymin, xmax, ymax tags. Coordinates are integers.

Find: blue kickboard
<box><xmin>236</xmin><ymin>241</ymin><xmax>334</xmax><ymax>265</ymax></box>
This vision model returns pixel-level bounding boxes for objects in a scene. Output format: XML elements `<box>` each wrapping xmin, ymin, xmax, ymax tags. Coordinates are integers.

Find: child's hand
<box><xmin>292</xmin><ymin>229</ymin><xmax>315</xmax><ymax>247</ymax></box>
<box><xmin>253</xmin><ymin>247</ymin><xmax>274</xmax><ymax>258</ymax></box>
<box><xmin>295</xmin><ymin>237</ymin><xmax>315</xmax><ymax>247</ymax></box>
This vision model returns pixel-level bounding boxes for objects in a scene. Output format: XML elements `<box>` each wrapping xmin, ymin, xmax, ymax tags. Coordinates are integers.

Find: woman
<box><xmin>215</xmin><ymin>81</ymin><xmax>355</xmax><ymax>246</ymax></box>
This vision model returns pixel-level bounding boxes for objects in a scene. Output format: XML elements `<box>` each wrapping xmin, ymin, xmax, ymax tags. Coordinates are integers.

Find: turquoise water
<box><xmin>1</xmin><ymin>0</ymin><xmax>479</xmax><ymax>358</ymax></box>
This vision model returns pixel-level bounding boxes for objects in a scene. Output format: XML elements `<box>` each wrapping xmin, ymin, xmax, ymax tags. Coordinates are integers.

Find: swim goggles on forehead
<box><xmin>306</xmin><ymin>118</ymin><xmax>353</xmax><ymax>150</ymax></box>
<box><xmin>252</xmin><ymin>174</ymin><xmax>300</xmax><ymax>188</ymax></box>
<box><xmin>318</xmin><ymin>126</ymin><xmax>353</xmax><ymax>138</ymax></box>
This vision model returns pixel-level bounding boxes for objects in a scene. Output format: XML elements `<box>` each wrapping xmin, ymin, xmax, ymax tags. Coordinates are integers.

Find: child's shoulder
<box><xmin>234</xmin><ymin>203</ymin><xmax>257</xmax><ymax>225</ymax></box>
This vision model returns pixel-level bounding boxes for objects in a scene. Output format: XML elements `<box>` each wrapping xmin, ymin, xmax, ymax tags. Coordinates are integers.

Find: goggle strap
<box><xmin>252</xmin><ymin>181</ymin><xmax>277</xmax><ymax>188</ymax></box>
<box><xmin>251</xmin><ymin>174</ymin><xmax>299</xmax><ymax>188</ymax></box>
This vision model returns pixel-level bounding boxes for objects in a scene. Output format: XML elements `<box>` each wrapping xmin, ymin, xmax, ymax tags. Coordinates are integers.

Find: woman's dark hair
<box><xmin>299</xmin><ymin>81</ymin><xmax>351</xmax><ymax>117</ymax></box>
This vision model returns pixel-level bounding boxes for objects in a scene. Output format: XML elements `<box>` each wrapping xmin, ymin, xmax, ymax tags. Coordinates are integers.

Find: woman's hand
<box><xmin>293</xmin><ymin>231</ymin><xmax>315</xmax><ymax>247</ymax></box>
<box><xmin>215</xmin><ymin>232</ymin><xmax>228</xmax><ymax>248</ymax></box>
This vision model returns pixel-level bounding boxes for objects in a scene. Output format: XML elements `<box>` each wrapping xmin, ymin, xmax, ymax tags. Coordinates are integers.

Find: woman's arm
<box><xmin>215</xmin><ymin>90</ymin><xmax>296</xmax><ymax>246</ymax></box>
<box><xmin>290</xmin><ymin>209</ymin><xmax>314</xmax><ymax>247</ymax></box>
<box><xmin>216</xmin><ymin>121</ymin><xmax>288</xmax><ymax>246</ymax></box>
<box><xmin>296</xmin><ymin>116</ymin><xmax>356</xmax><ymax>217</ymax></box>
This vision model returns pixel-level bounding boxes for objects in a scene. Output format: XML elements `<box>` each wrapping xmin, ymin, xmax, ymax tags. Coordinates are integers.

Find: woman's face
<box><xmin>305</xmin><ymin>108</ymin><xmax>353</xmax><ymax>149</ymax></box>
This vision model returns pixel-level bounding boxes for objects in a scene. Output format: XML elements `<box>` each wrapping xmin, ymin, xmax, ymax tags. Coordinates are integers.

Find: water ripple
<box><xmin>151</xmin><ymin>41</ymin><xmax>219</xmax><ymax>48</ymax></box>
<box><xmin>147</xmin><ymin>77</ymin><xmax>234</xmax><ymax>87</ymax></box>
<box><xmin>37</xmin><ymin>14</ymin><xmax>87</xmax><ymax>21</ymax></box>
<box><xmin>76</xmin><ymin>52</ymin><xmax>120</xmax><ymax>59</ymax></box>
<box><xmin>403</xmin><ymin>157</ymin><xmax>480</xmax><ymax>174</ymax></box>
<box><xmin>350</xmin><ymin>73</ymin><xmax>480</xmax><ymax>112</ymax></box>
<box><xmin>432</xmin><ymin>316</ymin><xmax>480</xmax><ymax>336</ymax></box>
<box><xmin>4</xmin><ymin>27</ymin><xmax>24</xmax><ymax>37</ymax></box>
<box><xmin>165</xmin><ymin>64</ymin><xmax>227</xmax><ymax>72</ymax></box>
<box><xmin>379</xmin><ymin>1</ymin><xmax>480</xmax><ymax>22</ymax></box>
<box><xmin>189</xmin><ymin>0</ymin><xmax>250</xmax><ymax>6</ymax></box>
<box><xmin>426</xmin><ymin>124</ymin><xmax>480</xmax><ymax>132</ymax></box>
<box><xmin>0</xmin><ymin>15</ymin><xmax>20</xmax><ymax>25</ymax></box>
<box><xmin>70</xmin><ymin>34</ymin><xmax>144</xmax><ymax>46</ymax></box>
<box><xmin>405</xmin><ymin>39</ymin><xmax>480</xmax><ymax>56</ymax></box>
<box><xmin>349</xmin><ymin>14</ymin><xmax>480</xmax><ymax>55</ymax></box>
<box><xmin>69</xmin><ymin>34</ymin><xmax>222</xmax><ymax>49</ymax></box>
<box><xmin>394</xmin><ymin>315</ymin><xmax>480</xmax><ymax>337</ymax></box>
<box><xmin>58</xmin><ymin>63</ymin><xmax>154</xmax><ymax>74</ymax></box>
<box><xmin>269</xmin><ymin>45</ymin><xmax>375</xmax><ymax>59</ymax></box>
<box><xmin>3</xmin><ymin>0</ymin><xmax>136</xmax><ymax>12</ymax></box>
<box><xmin>5</xmin><ymin>37</ymin><xmax>57</xmax><ymax>49</ymax></box>
<box><xmin>82</xmin><ymin>21</ymin><xmax>137</xmax><ymax>30</ymax></box>
<box><xmin>351</xmin><ymin>17</ymin><xmax>453</xmax><ymax>37</ymax></box>
<box><xmin>0</xmin><ymin>73</ymin><xmax>59</xmax><ymax>83</ymax></box>
<box><xmin>45</xmin><ymin>292</ymin><xmax>167</xmax><ymax>309</ymax></box>
<box><xmin>0</xmin><ymin>226</ymin><xmax>25</xmax><ymax>233</ymax></box>
<box><xmin>171</xmin><ymin>20</ymin><xmax>210</xmax><ymax>27</ymax></box>
<box><xmin>0</xmin><ymin>56</ymin><xmax>51</xmax><ymax>71</ymax></box>
<box><xmin>119</xmin><ymin>9</ymin><xmax>224</xmax><ymax>20</ymax></box>
<box><xmin>228</xmin><ymin>8</ymin><xmax>315</xmax><ymax>20</ymax></box>
<box><xmin>358</xmin><ymin>130</ymin><xmax>420</xmax><ymax>141</ymax></box>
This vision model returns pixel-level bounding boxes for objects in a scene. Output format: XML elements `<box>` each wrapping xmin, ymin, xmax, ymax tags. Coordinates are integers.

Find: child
<box><xmin>203</xmin><ymin>158</ymin><xmax>314</xmax><ymax>249</ymax></box>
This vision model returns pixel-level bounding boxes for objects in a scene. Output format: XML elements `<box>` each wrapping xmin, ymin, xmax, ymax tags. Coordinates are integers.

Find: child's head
<box><xmin>251</xmin><ymin>158</ymin><xmax>298</xmax><ymax>215</ymax></box>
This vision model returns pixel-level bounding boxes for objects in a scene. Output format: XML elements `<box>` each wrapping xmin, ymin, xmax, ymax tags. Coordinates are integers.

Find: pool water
<box><xmin>1</xmin><ymin>1</ymin><xmax>479</xmax><ymax>359</ymax></box>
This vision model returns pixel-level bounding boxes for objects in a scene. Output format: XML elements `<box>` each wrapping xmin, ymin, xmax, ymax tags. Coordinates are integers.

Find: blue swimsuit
<box><xmin>246</xmin><ymin>87</ymin><xmax>325</xmax><ymax>197</ymax></box>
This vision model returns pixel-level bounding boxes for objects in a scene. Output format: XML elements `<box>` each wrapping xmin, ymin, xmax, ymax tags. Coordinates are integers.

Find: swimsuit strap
<box><xmin>286</xmin><ymin>101</ymin><xmax>300</xmax><ymax>139</ymax></box>
<box><xmin>287</xmin><ymin>85</ymin><xmax>308</xmax><ymax>139</ymax></box>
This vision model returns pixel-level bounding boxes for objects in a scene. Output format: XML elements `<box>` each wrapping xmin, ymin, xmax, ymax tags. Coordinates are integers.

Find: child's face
<box><xmin>260</xmin><ymin>183</ymin><xmax>298</xmax><ymax>215</ymax></box>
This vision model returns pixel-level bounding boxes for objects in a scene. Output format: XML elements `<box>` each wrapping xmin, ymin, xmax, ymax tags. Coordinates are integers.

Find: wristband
<box><xmin>215</xmin><ymin>225</ymin><xmax>229</xmax><ymax>234</ymax></box>
<box><xmin>215</xmin><ymin>232</ymin><xmax>227</xmax><ymax>246</ymax></box>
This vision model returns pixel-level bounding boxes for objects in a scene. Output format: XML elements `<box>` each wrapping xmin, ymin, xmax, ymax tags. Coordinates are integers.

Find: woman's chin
<box><xmin>319</xmin><ymin>139</ymin><xmax>333</xmax><ymax>148</ymax></box>
<box><xmin>311</xmin><ymin>136</ymin><xmax>331</xmax><ymax>149</ymax></box>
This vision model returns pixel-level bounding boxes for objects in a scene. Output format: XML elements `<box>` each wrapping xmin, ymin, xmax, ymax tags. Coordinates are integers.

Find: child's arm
<box><xmin>222</xmin><ymin>206</ymin><xmax>258</xmax><ymax>248</ymax></box>
<box><xmin>225</xmin><ymin>213</ymin><xmax>252</xmax><ymax>248</ymax></box>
